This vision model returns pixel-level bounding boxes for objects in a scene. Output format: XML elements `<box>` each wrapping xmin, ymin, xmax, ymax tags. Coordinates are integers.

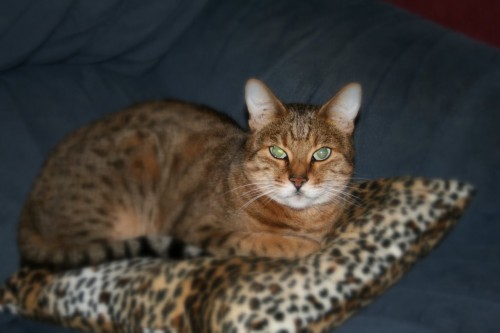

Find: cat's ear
<box><xmin>245</xmin><ymin>79</ymin><xmax>286</xmax><ymax>132</ymax></box>
<box><xmin>318</xmin><ymin>83</ymin><xmax>362</xmax><ymax>135</ymax></box>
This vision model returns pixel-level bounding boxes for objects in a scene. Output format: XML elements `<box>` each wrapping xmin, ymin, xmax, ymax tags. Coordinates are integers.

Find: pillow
<box><xmin>0</xmin><ymin>177</ymin><xmax>473</xmax><ymax>332</ymax></box>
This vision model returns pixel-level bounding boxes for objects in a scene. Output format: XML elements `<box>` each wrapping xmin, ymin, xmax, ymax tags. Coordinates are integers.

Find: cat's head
<box><xmin>243</xmin><ymin>79</ymin><xmax>361</xmax><ymax>210</ymax></box>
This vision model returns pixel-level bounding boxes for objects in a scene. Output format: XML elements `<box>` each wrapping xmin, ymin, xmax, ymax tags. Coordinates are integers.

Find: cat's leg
<box><xmin>146</xmin><ymin>235</ymin><xmax>210</xmax><ymax>260</ymax></box>
<box><xmin>205</xmin><ymin>231</ymin><xmax>321</xmax><ymax>258</ymax></box>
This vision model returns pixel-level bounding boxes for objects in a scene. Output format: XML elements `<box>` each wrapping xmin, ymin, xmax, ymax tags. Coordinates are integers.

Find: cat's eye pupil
<box><xmin>269</xmin><ymin>146</ymin><xmax>287</xmax><ymax>159</ymax></box>
<box><xmin>312</xmin><ymin>147</ymin><xmax>331</xmax><ymax>161</ymax></box>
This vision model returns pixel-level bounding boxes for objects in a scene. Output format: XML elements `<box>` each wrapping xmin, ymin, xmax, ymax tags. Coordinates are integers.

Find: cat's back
<box><xmin>36</xmin><ymin>100</ymin><xmax>244</xmax><ymax>173</ymax></box>
<box><xmin>25</xmin><ymin>99</ymin><xmax>245</xmax><ymax>213</ymax></box>
<box><xmin>57</xmin><ymin>100</ymin><xmax>241</xmax><ymax>146</ymax></box>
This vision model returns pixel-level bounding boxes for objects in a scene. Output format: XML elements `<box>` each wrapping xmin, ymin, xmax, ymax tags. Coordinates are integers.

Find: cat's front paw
<box><xmin>279</xmin><ymin>236</ymin><xmax>321</xmax><ymax>258</ymax></box>
<box><xmin>249</xmin><ymin>234</ymin><xmax>320</xmax><ymax>258</ymax></box>
<box><xmin>207</xmin><ymin>231</ymin><xmax>321</xmax><ymax>259</ymax></box>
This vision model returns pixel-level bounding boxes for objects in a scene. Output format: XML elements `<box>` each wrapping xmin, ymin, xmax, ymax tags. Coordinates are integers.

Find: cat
<box><xmin>18</xmin><ymin>79</ymin><xmax>362</xmax><ymax>270</ymax></box>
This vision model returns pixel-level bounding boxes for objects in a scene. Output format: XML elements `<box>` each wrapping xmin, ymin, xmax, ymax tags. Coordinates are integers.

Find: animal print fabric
<box><xmin>0</xmin><ymin>177</ymin><xmax>474</xmax><ymax>333</ymax></box>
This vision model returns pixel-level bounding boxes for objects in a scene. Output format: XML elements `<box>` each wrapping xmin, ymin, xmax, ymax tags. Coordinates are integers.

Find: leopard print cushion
<box><xmin>0</xmin><ymin>177</ymin><xmax>474</xmax><ymax>333</ymax></box>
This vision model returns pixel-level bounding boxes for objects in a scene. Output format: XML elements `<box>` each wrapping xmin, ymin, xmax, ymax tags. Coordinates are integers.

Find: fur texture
<box><xmin>18</xmin><ymin>79</ymin><xmax>362</xmax><ymax>269</ymax></box>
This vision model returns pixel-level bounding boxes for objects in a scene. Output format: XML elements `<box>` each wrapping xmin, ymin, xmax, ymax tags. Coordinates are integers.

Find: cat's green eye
<box><xmin>269</xmin><ymin>146</ymin><xmax>287</xmax><ymax>159</ymax></box>
<box><xmin>312</xmin><ymin>147</ymin><xmax>331</xmax><ymax>161</ymax></box>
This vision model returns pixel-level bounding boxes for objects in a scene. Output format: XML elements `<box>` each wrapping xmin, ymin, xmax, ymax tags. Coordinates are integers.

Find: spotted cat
<box><xmin>18</xmin><ymin>79</ymin><xmax>361</xmax><ymax>269</ymax></box>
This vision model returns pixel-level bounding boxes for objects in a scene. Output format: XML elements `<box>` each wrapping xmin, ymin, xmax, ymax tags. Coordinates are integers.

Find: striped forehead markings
<box><xmin>290</xmin><ymin>113</ymin><xmax>312</xmax><ymax>141</ymax></box>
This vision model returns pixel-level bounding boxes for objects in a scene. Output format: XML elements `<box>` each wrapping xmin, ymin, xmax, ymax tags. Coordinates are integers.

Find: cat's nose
<box><xmin>289</xmin><ymin>176</ymin><xmax>308</xmax><ymax>190</ymax></box>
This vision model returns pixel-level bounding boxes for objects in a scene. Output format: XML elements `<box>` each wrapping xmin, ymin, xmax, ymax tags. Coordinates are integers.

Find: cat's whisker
<box><xmin>238</xmin><ymin>184</ymin><xmax>275</xmax><ymax>198</ymax></box>
<box><xmin>328</xmin><ymin>191</ymin><xmax>362</xmax><ymax>208</ymax></box>
<box><xmin>322</xmin><ymin>184</ymin><xmax>359</xmax><ymax>197</ymax></box>
<box><xmin>322</xmin><ymin>176</ymin><xmax>356</xmax><ymax>182</ymax></box>
<box><xmin>237</xmin><ymin>183</ymin><xmax>274</xmax><ymax>193</ymax></box>
<box><xmin>321</xmin><ymin>180</ymin><xmax>361</xmax><ymax>191</ymax></box>
<box><xmin>320</xmin><ymin>186</ymin><xmax>359</xmax><ymax>198</ymax></box>
<box><xmin>327</xmin><ymin>185</ymin><xmax>360</xmax><ymax>192</ymax></box>
<box><xmin>224</xmin><ymin>181</ymin><xmax>273</xmax><ymax>194</ymax></box>
<box><xmin>239</xmin><ymin>189</ymin><xmax>276</xmax><ymax>210</ymax></box>
<box><xmin>261</xmin><ymin>196</ymin><xmax>275</xmax><ymax>208</ymax></box>
<box><xmin>323</xmin><ymin>193</ymin><xmax>358</xmax><ymax>208</ymax></box>
<box><xmin>321</xmin><ymin>186</ymin><xmax>362</xmax><ymax>207</ymax></box>
<box><xmin>239</xmin><ymin>190</ymin><xmax>271</xmax><ymax>201</ymax></box>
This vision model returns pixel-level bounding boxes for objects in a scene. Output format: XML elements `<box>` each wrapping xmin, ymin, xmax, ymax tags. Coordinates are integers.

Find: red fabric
<box><xmin>386</xmin><ymin>0</ymin><xmax>500</xmax><ymax>48</ymax></box>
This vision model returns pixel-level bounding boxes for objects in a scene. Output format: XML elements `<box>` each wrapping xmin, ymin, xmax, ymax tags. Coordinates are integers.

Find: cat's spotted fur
<box><xmin>18</xmin><ymin>79</ymin><xmax>362</xmax><ymax>269</ymax></box>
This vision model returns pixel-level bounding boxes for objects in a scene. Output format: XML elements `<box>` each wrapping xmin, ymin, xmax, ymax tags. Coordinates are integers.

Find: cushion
<box><xmin>0</xmin><ymin>177</ymin><xmax>473</xmax><ymax>332</ymax></box>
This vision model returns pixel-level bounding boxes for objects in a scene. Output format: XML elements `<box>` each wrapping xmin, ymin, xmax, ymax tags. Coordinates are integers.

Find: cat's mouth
<box><xmin>271</xmin><ymin>188</ymin><xmax>320</xmax><ymax>210</ymax></box>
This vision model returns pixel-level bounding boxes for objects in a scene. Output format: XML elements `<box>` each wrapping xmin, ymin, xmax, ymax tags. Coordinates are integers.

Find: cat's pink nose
<box><xmin>289</xmin><ymin>176</ymin><xmax>308</xmax><ymax>190</ymax></box>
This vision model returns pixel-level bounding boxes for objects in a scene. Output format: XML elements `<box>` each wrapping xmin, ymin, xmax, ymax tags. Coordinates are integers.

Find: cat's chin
<box><xmin>272</xmin><ymin>193</ymin><xmax>321</xmax><ymax>210</ymax></box>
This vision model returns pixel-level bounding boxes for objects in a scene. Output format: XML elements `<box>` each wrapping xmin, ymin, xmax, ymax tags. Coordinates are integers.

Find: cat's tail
<box><xmin>18</xmin><ymin>233</ymin><xmax>208</xmax><ymax>271</ymax></box>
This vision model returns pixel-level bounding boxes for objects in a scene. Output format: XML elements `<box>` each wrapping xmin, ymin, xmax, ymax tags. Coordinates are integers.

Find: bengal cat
<box><xmin>18</xmin><ymin>79</ymin><xmax>362</xmax><ymax>270</ymax></box>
